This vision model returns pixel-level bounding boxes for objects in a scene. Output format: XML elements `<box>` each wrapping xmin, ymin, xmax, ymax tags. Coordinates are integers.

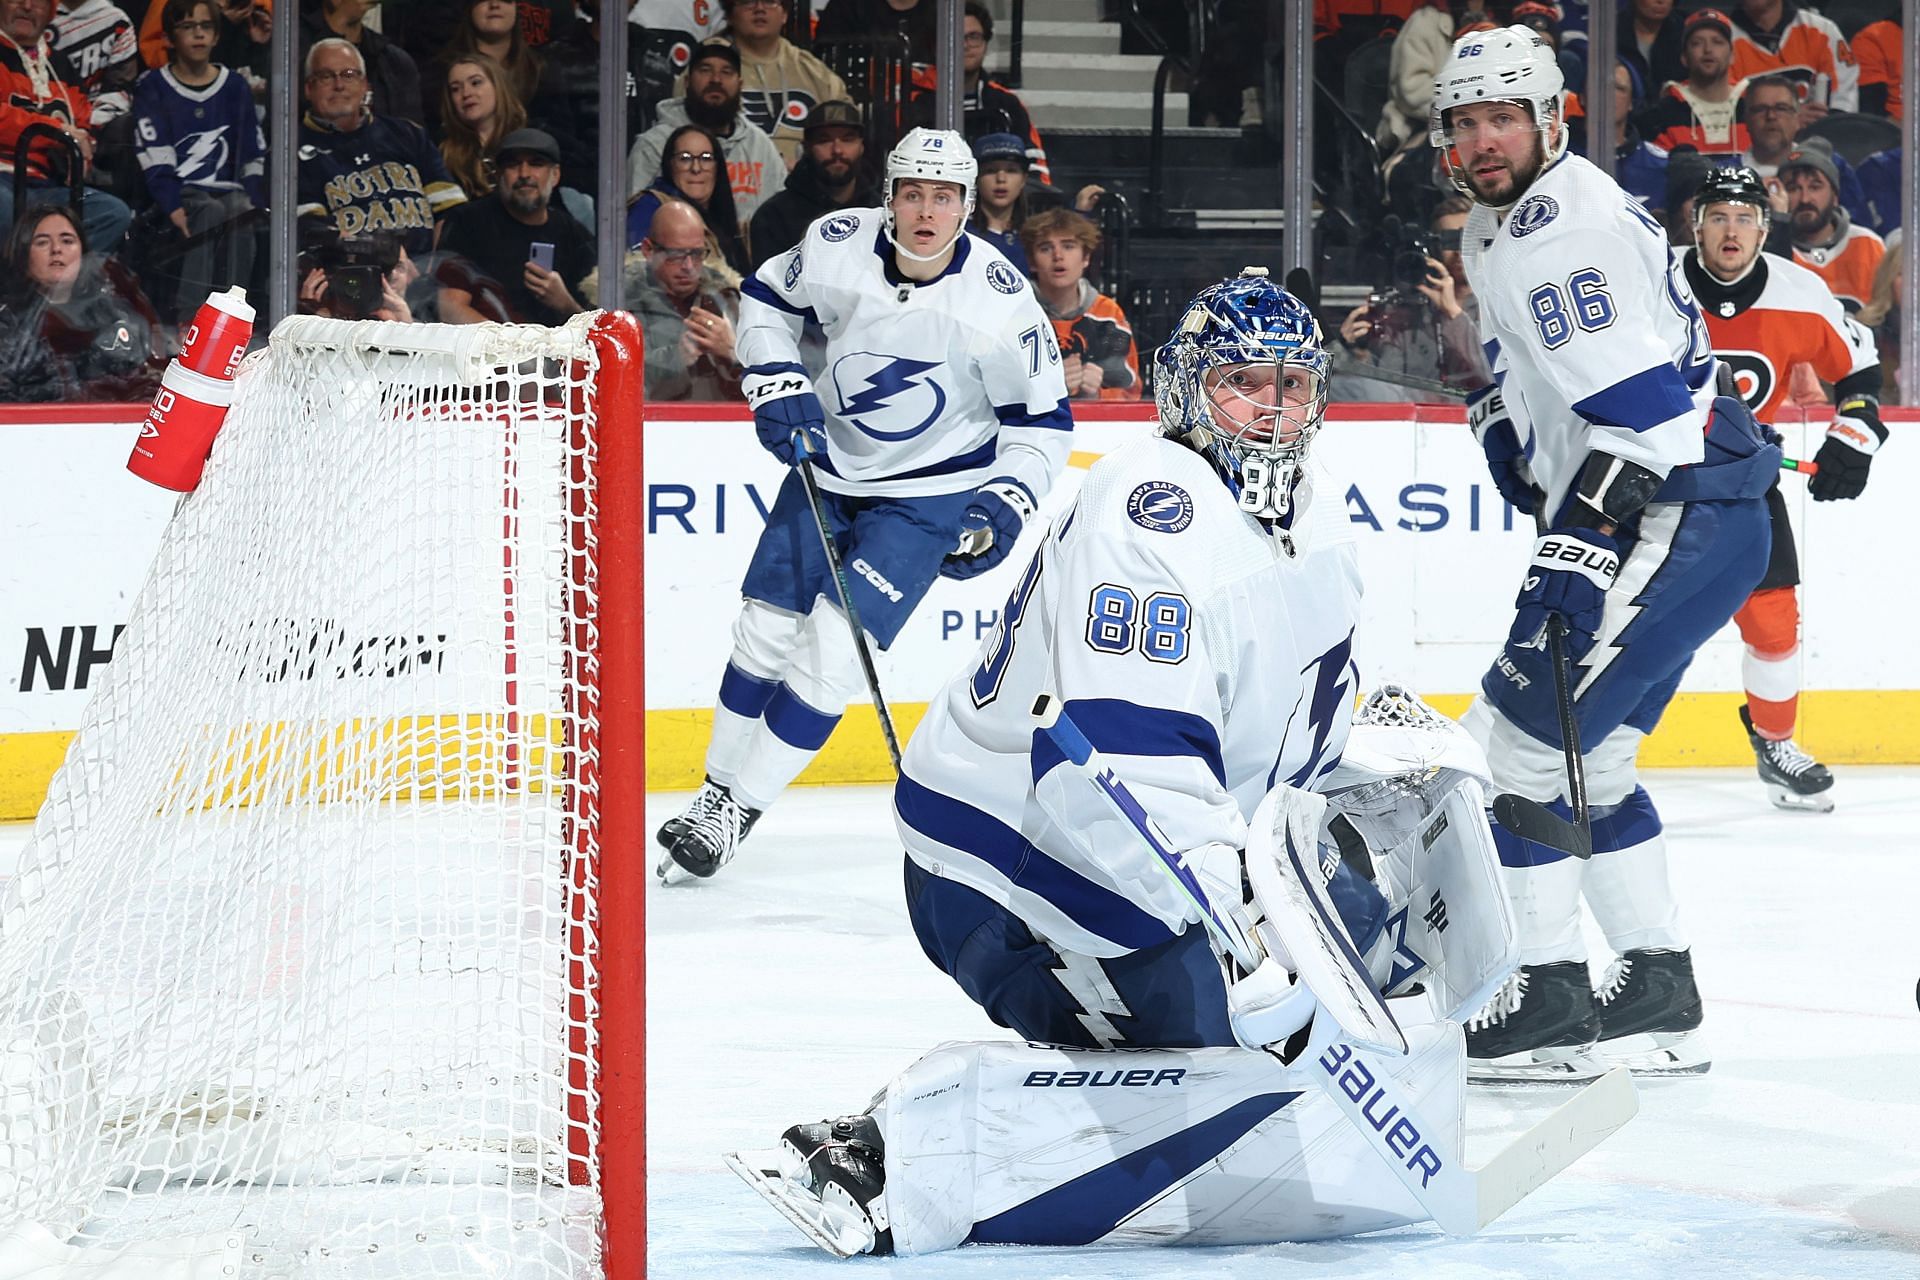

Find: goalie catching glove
<box><xmin>744</xmin><ymin>365</ymin><xmax>828</xmax><ymax>466</ymax></box>
<box><xmin>940</xmin><ymin>479</ymin><xmax>1036</xmax><ymax>580</ymax></box>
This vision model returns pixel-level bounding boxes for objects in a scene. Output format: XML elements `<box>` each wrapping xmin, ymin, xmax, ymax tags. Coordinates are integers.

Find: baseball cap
<box><xmin>972</xmin><ymin>132</ymin><xmax>1025</xmax><ymax>164</ymax></box>
<box><xmin>1778</xmin><ymin>137</ymin><xmax>1841</xmax><ymax>188</ymax></box>
<box><xmin>690</xmin><ymin>38</ymin><xmax>742</xmax><ymax>72</ymax></box>
<box><xmin>495</xmin><ymin>128</ymin><xmax>561</xmax><ymax>165</ymax></box>
<box><xmin>1512</xmin><ymin>2</ymin><xmax>1561</xmax><ymax>32</ymax></box>
<box><xmin>1683</xmin><ymin>8</ymin><xmax>1733</xmax><ymax>41</ymax></box>
<box><xmin>802</xmin><ymin>100</ymin><xmax>863</xmax><ymax>138</ymax></box>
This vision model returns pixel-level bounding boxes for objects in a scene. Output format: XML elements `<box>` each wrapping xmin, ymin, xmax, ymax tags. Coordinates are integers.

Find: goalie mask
<box><xmin>1154</xmin><ymin>268</ymin><xmax>1329</xmax><ymax>522</ymax></box>
<box><xmin>882</xmin><ymin>127</ymin><xmax>977</xmax><ymax>263</ymax></box>
<box><xmin>1428</xmin><ymin>25</ymin><xmax>1567</xmax><ymax>207</ymax></box>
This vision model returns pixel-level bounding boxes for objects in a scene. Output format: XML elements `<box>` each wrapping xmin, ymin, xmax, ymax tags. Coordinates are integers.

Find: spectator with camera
<box><xmin>1334</xmin><ymin>196</ymin><xmax>1489</xmax><ymax>400</ymax></box>
<box><xmin>746</xmin><ymin>99</ymin><xmax>874</xmax><ymax>271</ymax></box>
<box><xmin>297</xmin><ymin>234</ymin><xmax>418</xmax><ymax>322</ymax></box>
<box><xmin>296</xmin><ymin>38</ymin><xmax>466</xmax><ymax>267</ymax></box>
<box><xmin>436</xmin><ymin>126</ymin><xmax>592</xmax><ymax>326</ymax></box>
<box><xmin>0</xmin><ymin>0</ymin><xmax>133</xmax><ymax>250</ymax></box>
<box><xmin>0</xmin><ymin>202</ymin><xmax>163</xmax><ymax>400</ymax></box>
<box><xmin>623</xmin><ymin>197</ymin><xmax>742</xmax><ymax>402</ymax></box>
<box><xmin>131</xmin><ymin>0</ymin><xmax>265</xmax><ymax>318</ymax></box>
<box><xmin>628</xmin><ymin>39</ymin><xmax>783</xmax><ymax>225</ymax></box>
<box><xmin>1022</xmin><ymin>207</ymin><xmax>1138</xmax><ymax>401</ymax></box>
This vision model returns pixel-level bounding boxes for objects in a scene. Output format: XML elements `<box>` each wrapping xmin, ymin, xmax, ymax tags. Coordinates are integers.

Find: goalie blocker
<box><xmin>727</xmin><ymin>688</ymin><xmax>1636</xmax><ymax>1255</ymax></box>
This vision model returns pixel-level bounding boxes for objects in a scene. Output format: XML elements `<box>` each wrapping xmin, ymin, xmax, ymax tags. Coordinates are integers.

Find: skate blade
<box><xmin>1596</xmin><ymin>1029</ymin><xmax>1711</xmax><ymax>1076</ymax></box>
<box><xmin>1766</xmin><ymin>785</ymin><xmax>1835</xmax><ymax>813</ymax></box>
<box><xmin>1468</xmin><ymin>1045</ymin><xmax>1608</xmax><ymax>1086</ymax></box>
<box><xmin>723</xmin><ymin>1149</ymin><xmax>875</xmax><ymax>1258</ymax></box>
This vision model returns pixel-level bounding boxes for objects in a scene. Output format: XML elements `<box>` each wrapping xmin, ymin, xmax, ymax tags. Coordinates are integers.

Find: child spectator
<box><xmin>1021</xmin><ymin>207</ymin><xmax>1139</xmax><ymax>401</ymax></box>
<box><xmin>131</xmin><ymin>0</ymin><xmax>265</xmax><ymax>317</ymax></box>
<box><xmin>438</xmin><ymin>52</ymin><xmax>526</xmax><ymax>200</ymax></box>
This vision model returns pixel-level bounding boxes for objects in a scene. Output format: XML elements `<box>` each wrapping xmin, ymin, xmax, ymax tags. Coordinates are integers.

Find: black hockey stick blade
<box><xmin>1491</xmin><ymin>793</ymin><xmax>1593</xmax><ymax>859</ymax></box>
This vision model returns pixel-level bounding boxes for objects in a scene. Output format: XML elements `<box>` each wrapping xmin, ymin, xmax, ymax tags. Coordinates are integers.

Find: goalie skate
<box><xmin>655</xmin><ymin>777</ymin><xmax>762</xmax><ymax>881</ymax></box>
<box><xmin>724</xmin><ymin>1115</ymin><xmax>891</xmax><ymax>1258</ymax></box>
<box><xmin>1465</xmin><ymin>962</ymin><xmax>1607</xmax><ymax>1084</ymax></box>
<box><xmin>1740</xmin><ymin>706</ymin><xmax>1834</xmax><ymax>813</ymax></box>
<box><xmin>1594</xmin><ymin>948</ymin><xmax>1710</xmax><ymax>1076</ymax></box>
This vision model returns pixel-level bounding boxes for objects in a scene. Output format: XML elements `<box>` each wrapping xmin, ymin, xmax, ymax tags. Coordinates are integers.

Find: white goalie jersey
<box><xmin>737</xmin><ymin>207</ymin><xmax>1072</xmax><ymax>501</ymax></box>
<box><xmin>896</xmin><ymin>437</ymin><xmax>1364</xmax><ymax>958</ymax></box>
<box><xmin>1465</xmin><ymin>152</ymin><xmax>1721</xmax><ymax>515</ymax></box>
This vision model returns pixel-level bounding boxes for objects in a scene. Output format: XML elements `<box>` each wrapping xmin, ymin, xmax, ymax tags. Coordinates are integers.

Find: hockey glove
<box><xmin>939</xmin><ymin>479</ymin><xmax>1036</xmax><ymax>580</ymax></box>
<box><xmin>743</xmin><ymin>366</ymin><xmax>827</xmax><ymax>467</ymax></box>
<box><xmin>1807</xmin><ymin>398</ymin><xmax>1886</xmax><ymax>501</ymax></box>
<box><xmin>1509</xmin><ymin>528</ymin><xmax>1619</xmax><ymax>661</ymax></box>
<box><xmin>1466</xmin><ymin>384</ymin><xmax>1541</xmax><ymax>514</ymax></box>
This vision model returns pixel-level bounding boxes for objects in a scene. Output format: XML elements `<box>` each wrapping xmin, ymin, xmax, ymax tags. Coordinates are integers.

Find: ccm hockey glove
<box><xmin>940</xmin><ymin>479</ymin><xmax>1036</xmax><ymax>580</ymax></box>
<box><xmin>1509</xmin><ymin>528</ymin><xmax>1620</xmax><ymax>661</ymax></box>
<box><xmin>1808</xmin><ymin>397</ymin><xmax>1886</xmax><ymax>501</ymax></box>
<box><xmin>743</xmin><ymin>365</ymin><xmax>827</xmax><ymax>466</ymax></box>
<box><xmin>1466</xmin><ymin>384</ymin><xmax>1541</xmax><ymax>514</ymax></box>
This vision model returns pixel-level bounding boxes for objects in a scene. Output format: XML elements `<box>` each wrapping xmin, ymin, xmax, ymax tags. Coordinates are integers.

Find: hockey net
<box><xmin>0</xmin><ymin>313</ymin><xmax>646</xmax><ymax>1278</ymax></box>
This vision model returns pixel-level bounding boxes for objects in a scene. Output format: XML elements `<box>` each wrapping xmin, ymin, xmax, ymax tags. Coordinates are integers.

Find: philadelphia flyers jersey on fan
<box><xmin>1791</xmin><ymin>221</ymin><xmax>1884</xmax><ymax>312</ymax></box>
<box><xmin>1683</xmin><ymin>248</ymin><xmax>1877</xmax><ymax>422</ymax></box>
<box><xmin>1729</xmin><ymin>3</ymin><xmax>1857</xmax><ymax>112</ymax></box>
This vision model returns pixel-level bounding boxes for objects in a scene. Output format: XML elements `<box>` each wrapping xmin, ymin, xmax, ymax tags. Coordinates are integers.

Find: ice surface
<box><xmin>644</xmin><ymin>771</ymin><xmax>1920</xmax><ymax>1278</ymax></box>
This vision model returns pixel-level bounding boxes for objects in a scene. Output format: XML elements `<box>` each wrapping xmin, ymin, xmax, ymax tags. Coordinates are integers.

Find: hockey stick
<box><xmin>1780</xmin><ymin>456</ymin><xmax>1818</xmax><ymax>475</ymax></box>
<box><xmin>794</xmin><ymin>447</ymin><xmax>903</xmax><ymax>774</ymax></box>
<box><xmin>1032</xmin><ymin>695</ymin><xmax>1636</xmax><ymax>1234</ymax></box>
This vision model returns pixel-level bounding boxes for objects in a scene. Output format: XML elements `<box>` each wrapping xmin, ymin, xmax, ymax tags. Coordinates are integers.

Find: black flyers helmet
<box><xmin>1692</xmin><ymin>166</ymin><xmax>1770</xmax><ymax>222</ymax></box>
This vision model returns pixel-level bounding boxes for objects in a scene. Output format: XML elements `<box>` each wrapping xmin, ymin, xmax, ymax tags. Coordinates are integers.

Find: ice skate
<box><xmin>1740</xmin><ymin>705</ymin><xmax>1834</xmax><ymax>813</ymax></box>
<box><xmin>654</xmin><ymin>777</ymin><xmax>761</xmax><ymax>881</ymax></box>
<box><xmin>1466</xmin><ymin>961</ymin><xmax>1606</xmax><ymax>1084</ymax></box>
<box><xmin>1594</xmin><ymin>948</ymin><xmax>1710</xmax><ymax>1075</ymax></box>
<box><xmin>724</xmin><ymin>1114</ymin><xmax>891</xmax><ymax>1257</ymax></box>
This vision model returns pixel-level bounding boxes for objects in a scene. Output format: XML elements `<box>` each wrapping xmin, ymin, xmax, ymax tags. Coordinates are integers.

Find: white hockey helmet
<box><xmin>1427</xmin><ymin>25</ymin><xmax>1567</xmax><ymax>200</ymax></box>
<box><xmin>882</xmin><ymin>127</ymin><xmax>977</xmax><ymax>262</ymax></box>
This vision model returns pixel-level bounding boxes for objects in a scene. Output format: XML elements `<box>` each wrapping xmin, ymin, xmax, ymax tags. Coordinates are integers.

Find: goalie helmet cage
<box><xmin>0</xmin><ymin>313</ymin><xmax>646</xmax><ymax>1278</ymax></box>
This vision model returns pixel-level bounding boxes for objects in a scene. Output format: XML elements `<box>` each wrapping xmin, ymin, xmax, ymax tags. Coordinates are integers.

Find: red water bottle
<box><xmin>127</xmin><ymin>287</ymin><xmax>255</xmax><ymax>492</ymax></box>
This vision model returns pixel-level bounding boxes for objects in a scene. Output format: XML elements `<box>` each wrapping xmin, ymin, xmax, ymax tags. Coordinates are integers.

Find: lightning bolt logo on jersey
<box><xmin>831</xmin><ymin>353</ymin><xmax>948</xmax><ymax>440</ymax></box>
<box><xmin>735</xmin><ymin>205</ymin><xmax>1072</xmax><ymax>499</ymax></box>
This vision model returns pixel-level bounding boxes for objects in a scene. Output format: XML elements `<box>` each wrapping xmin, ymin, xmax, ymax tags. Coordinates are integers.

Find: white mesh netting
<box><xmin>0</xmin><ymin>315</ymin><xmax>616</xmax><ymax>1278</ymax></box>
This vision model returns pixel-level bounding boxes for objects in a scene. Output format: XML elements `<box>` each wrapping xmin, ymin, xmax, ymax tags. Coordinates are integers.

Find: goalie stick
<box><xmin>1033</xmin><ymin>694</ymin><xmax>1636</xmax><ymax>1235</ymax></box>
<box><xmin>795</xmin><ymin>447</ymin><xmax>903</xmax><ymax>773</ymax></box>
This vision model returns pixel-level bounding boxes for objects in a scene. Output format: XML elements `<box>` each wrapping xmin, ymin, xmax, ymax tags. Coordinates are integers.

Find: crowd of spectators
<box><xmin>0</xmin><ymin>0</ymin><xmax>1906</xmax><ymax>405</ymax></box>
<box><xmin>1321</xmin><ymin>0</ymin><xmax>1907</xmax><ymax>399</ymax></box>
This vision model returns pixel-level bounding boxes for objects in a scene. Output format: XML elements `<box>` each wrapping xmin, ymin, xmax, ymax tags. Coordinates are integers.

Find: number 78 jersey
<box><xmin>895</xmin><ymin>437</ymin><xmax>1364</xmax><ymax>958</ymax></box>
<box><xmin>1465</xmin><ymin>152</ymin><xmax>1720</xmax><ymax>516</ymax></box>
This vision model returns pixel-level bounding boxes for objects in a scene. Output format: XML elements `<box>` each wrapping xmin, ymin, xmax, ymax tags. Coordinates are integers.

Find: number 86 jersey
<box><xmin>895</xmin><ymin>435</ymin><xmax>1363</xmax><ymax>959</ymax></box>
<box><xmin>1464</xmin><ymin>152</ymin><xmax>1721</xmax><ymax>517</ymax></box>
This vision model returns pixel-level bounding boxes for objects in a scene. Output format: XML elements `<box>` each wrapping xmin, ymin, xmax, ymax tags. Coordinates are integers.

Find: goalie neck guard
<box><xmin>1428</xmin><ymin>25</ymin><xmax>1568</xmax><ymax>207</ymax></box>
<box><xmin>883</xmin><ymin>127</ymin><xmax>977</xmax><ymax>264</ymax></box>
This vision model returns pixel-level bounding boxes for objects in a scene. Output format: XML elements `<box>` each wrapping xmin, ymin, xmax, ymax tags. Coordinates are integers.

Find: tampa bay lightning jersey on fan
<box><xmin>1465</xmin><ymin>152</ymin><xmax>1719</xmax><ymax>515</ymax></box>
<box><xmin>131</xmin><ymin>67</ymin><xmax>268</xmax><ymax>212</ymax></box>
<box><xmin>896</xmin><ymin>437</ymin><xmax>1363</xmax><ymax>958</ymax></box>
<box><xmin>736</xmin><ymin>207</ymin><xmax>1073</xmax><ymax>500</ymax></box>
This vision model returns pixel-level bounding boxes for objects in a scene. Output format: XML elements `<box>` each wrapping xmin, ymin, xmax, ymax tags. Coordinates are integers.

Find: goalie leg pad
<box><xmin>867</xmin><ymin>1032</ymin><xmax>1463</xmax><ymax>1254</ymax></box>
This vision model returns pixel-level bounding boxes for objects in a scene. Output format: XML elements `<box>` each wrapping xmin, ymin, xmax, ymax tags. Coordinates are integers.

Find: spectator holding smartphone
<box><xmin>435</xmin><ymin>126</ymin><xmax>592</xmax><ymax>325</ymax></box>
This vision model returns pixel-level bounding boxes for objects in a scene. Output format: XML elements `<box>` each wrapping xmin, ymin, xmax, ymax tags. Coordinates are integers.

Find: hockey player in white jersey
<box><xmin>722</xmin><ymin>272</ymin><xmax>1634</xmax><ymax>1256</ymax></box>
<box><xmin>655</xmin><ymin>127</ymin><xmax>1072</xmax><ymax>881</ymax></box>
<box><xmin>1433</xmin><ymin>27</ymin><xmax>1780</xmax><ymax>1078</ymax></box>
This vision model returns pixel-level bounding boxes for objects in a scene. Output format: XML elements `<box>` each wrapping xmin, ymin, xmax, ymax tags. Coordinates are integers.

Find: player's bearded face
<box><xmin>1203</xmin><ymin>362</ymin><xmax>1320</xmax><ymax>448</ymax></box>
<box><xmin>1696</xmin><ymin>203</ymin><xmax>1765</xmax><ymax>280</ymax></box>
<box><xmin>1446</xmin><ymin>102</ymin><xmax>1549</xmax><ymax>207</ymax></box>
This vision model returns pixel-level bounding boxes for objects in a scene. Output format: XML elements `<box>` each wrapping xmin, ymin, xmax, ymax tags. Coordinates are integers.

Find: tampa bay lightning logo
<box><xmin>1510</xmin><ymin>195</ymin><xmax>1559</xmax><ymax>238</ymax></box>
<box><xmin>782</xmin><ymin>248</ymin><xmax>803</xmax><ymax>290</ymax></box>
<box><xmin>820</xmin><ymin>214</ymin><xmax>859</xmax><ymax>242</ymax></box>
<box><xmin>984</xmin><ymin>260</ymin><xmax>1024</xmax><ymax>295</ymax></box>
<box><xmin>1126</xmin><ymin>481</ymin><xmax>1194</xmax><ymax>534</ymax></box>
<box><xmin>829</xmin><ymin>353</ymin><xmax>949</xmax><ymax>440</ymax></box>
